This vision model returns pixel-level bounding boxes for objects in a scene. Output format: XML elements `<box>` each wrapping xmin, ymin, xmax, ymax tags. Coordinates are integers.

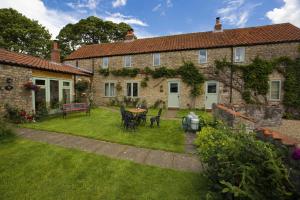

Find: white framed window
<box><xmin>199</xmin><ymin>49</ymin><xmax>207</xmax><ymax>63</ymax></box>
<box><xmin>234</xmin><ymin>47</ymin><xmax>245</xmax><ymax>62</ymax></box>
<box><xmin>104</xmin><ymin>82</ymin><xmax>115</xmax><ymax>97</ymax></box>
<box><xmin>269</xmin><ymin>80</ymin><xmax>281</xmax><ymax>100</ymax></box>
<box><xmin>102</xmin><ymin>57</ymin><xmax>109</xmax><ymax>68</ymax></box>
<box><xmin>124</xmin><ymin>56</ymin><xmax>132</xmax><ymax>67</ymax></box>
<box><xmin>32</xmin><ymin>78</ymin><xmax>73</xmax><ymax>111</ymax></box>
<box><xmin>62</xmin><ymin>81</ymin><xmax>71</xmax><ymax>103</ymax></box>
<box><xmin>153</xmin><ymin>53</ymin><xmax>160</xmax><ymax>66</ymax></box>
<box><xmin>126</xmin><ymin>82</ymin><xmax>139</xmax><ymax>97</ymax></box>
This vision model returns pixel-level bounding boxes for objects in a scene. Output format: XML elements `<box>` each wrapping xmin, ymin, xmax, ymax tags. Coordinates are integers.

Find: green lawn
<box><xmin>0</xmin><ymin>138</ymin><xmax>207</xmax><ymax>200</ymax></box>
<box><xmin>23</xmin><ymin>108</ymin><xmax>184</xmax><ymax>152</ymax></box>
<box><xmin>176</xmin><ymin>109</ymin><xmax>213</xmax><ymax>121</ymax></box>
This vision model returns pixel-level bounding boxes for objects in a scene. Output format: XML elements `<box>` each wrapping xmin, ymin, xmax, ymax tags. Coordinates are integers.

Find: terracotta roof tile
<box><xmin>0</xmin><ymin>48</ymin><xmax>91</xmax><ymax>76</ymax></box>
<box><xmin>65</xmin><ymin>23</ymin><xmax>300</xmax><ymax>60</ymax></box>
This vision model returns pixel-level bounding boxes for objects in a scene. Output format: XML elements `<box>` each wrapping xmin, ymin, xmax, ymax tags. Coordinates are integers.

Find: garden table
<box><xmin>127</xmin><ymin>108</ymin><xmax>146</xmax><ymax>115</ymax></box>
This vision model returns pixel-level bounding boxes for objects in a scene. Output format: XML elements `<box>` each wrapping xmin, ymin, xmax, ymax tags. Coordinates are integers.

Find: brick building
<box><xmin>64</xmin><ymin>20</ymin><xmax>300</xmax><ymax>109</ymax></box>
<box><xmin>0</xmin><ymin>46</ymin><xmax>91</xmax><ymax>115</ymax></box>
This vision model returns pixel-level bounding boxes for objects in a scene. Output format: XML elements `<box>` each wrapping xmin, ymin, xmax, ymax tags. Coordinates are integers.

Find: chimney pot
<box><xmin>214</xmin><ymin>17</ymin><xmax>223</xmax><ymax>32</ymax></box>
<box><xmin>125</xmin><ymin>28</ymin><xmax>135</xmax><ymax>42</ymax></box>
<box><xmin>51</xmin><ymin>41</ymin><xmax>61</xmax><ymax>63</ymax></box>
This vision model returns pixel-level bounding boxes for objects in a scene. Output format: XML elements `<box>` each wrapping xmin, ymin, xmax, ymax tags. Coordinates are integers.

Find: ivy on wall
<box><xmin>215</xmin><ymin>55</ymin><xmax>300</xmax><ymax>112</ymax></box>
<box><xmin>98</xmin><ymin>61</ymin><xmax>205</xmax><ymax>97</ymax></box>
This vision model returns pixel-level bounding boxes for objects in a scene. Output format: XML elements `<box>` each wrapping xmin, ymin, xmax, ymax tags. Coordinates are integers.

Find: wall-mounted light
<box><xmin>4</xmin><ymin>77</ymin><xmax>13</xmax><ymax>91</ymax></box>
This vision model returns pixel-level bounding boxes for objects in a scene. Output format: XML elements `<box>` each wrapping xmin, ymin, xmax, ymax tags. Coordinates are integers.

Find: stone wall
<box><xmin>212</xmin><ymin>103</ymin><xmax>283</xmax><ymax>132</ymax></box>
<box><xmin>0</xmin><ymin>64</ymin><xmax>33</xmax><ymax>115</ymax></box>
<box><xmin>65</xmin><ymin>42</ymin><xmax>300</xmax><ymax>108</ymax></box>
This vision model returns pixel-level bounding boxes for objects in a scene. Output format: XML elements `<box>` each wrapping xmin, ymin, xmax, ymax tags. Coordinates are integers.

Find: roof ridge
<box><xmin>78</xmin><ymin>23</ymin><xmax>295</xmax><ymax>48</ymax></box>
<box><xmin>65</xmin><ymin>23</ymin><xmax>300</xmax><ymax>60</ymax></box>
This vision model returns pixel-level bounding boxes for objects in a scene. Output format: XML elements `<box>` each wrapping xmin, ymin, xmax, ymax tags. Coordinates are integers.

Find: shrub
<box><xmin>75</xmin><ymin>80</ymin><xmax>89</xmax><ymax>93</ymax></box>
<box><xmin>0</xmin><ymin>119</ymin><xmax>15</xmax><ymax>139</ymax></box>
<box><xmin>196</xmin><ymin>126</ymin><xmax>295</xmax><ymax>200</ymax></box>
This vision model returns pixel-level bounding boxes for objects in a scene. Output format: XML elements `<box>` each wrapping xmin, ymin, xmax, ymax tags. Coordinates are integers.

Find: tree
<box><xmin>57</xmin><ymin>16</ymin><xmax>133</xmax><ymax>59</ymax></box>
<box><xmin>0</xmin><ymin>8</ymin><xmax>51</xmax><ymax>58</ymax></box>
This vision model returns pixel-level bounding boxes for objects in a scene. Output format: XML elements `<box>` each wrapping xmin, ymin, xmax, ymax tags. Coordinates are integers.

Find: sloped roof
<box><xmin>65</xmin><ymin>23</ymin><xmax>300</xmax><ymax>60</ymax></box>
<box><xmin>0</xmin><ymin>48</ymin><xmax>91</xmax><ymax>76</ymax></box>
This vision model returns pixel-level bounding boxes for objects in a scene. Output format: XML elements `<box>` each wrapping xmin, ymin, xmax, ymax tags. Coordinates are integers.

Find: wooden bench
<box><xmin>62</xmin><ymin>103</ymin><xmax>90</xmax><ymax>118</ymax></box>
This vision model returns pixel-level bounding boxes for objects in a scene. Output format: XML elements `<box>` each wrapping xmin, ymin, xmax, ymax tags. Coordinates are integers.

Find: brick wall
<box><xmin>65</xmin><ymin>42</ymin><xmax>300</xmax><ymax>108</ymax></box>
<box><xmin>0</xmin><ymin>64</ymin><xmax>33</xmax><ymax>115</ymax></box>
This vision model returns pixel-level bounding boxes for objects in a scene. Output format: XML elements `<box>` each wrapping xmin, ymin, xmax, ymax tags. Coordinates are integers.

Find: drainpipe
<box><xmin>74</xmin><ymin>75</ymin><xmax>77</xmax><ymax>102</ymax></box>
<box><xmin>230</xmin><ymin>47</ymin><xmax>234</xmax><ymax>104</ymax></box>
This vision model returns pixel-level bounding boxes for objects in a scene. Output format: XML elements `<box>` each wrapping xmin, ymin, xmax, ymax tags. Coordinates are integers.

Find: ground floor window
<box><xmin>32</xmin><ymin>78</ymin><xmax>73</xmax><ymax>111</ymax></box>
<box><xmin>104</xmin><ymin>82</ymin><xmax>115</xmax><ymax>97</ymax></box>
<box><xmin>270</xmin><ymin>80</ymin><xmax>281</xmax><ymax>100</ymax></box>
<box><xmin>126</xmin><ymin>82</ymin><xmax>138</xmax><ymax>97</ymax></box>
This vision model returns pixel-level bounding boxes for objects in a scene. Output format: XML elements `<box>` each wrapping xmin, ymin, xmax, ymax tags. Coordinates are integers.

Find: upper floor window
<box><xmin>102</xmin><ymin>57</ymin><xmax>109</xmax><ymax>68</ymax></box>
<box><xmin>124</xmin><ymin>56</ymin><xmax>132</xmax><ymax>67</ymax></box>
<box><xmin>104</xmin><ymin>82</ymin><xmax>115</xmax><ymax>97</ymax></box>
<box><xmin>270</xmin><ymin>80</ymin><xmax>281</xmax><ymax>100</ymax></box>
<box><xmin>234</xmin><ymin>47</ymin><xmax>245</xmax><ymax>62</ymax></box>
<box><xmin>126</xmin><ymin>82</ymin><xmax>138</xmax><ymax>97</ymax></box>
<box><xmin>153</xmin><ymin>53</ymin><xmax>160</xmax><ymax>66</ymax></box>
<box><xmin>199</xmin><ymin>49</ymin><xmax>207</xmax><ymax>63</ymax></box>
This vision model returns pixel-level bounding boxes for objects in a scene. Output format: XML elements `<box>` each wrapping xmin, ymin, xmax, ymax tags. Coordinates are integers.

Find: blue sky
<box><xmin>0</xmin><ymin>0</ymin><xmax>299</xmax><ymax>38</ymax></box>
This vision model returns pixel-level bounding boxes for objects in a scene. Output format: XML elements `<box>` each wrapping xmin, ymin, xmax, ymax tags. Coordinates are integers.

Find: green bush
<box><xmin>196</xmin><ymin>126</ymin><xmax>295</xmax><ymax>200</ymax></box>
<box><xmin>0</xmin><ymin>119</ymin><xmax>15</xmax><ymax>139</ymax></box>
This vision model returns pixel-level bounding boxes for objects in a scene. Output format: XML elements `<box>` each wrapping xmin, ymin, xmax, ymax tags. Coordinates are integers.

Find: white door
<box><xmin>205</xmin><ymin>81</ymin><xmax>218</xmax><ymax>109</ymax></box>
<box><xmin>168</xmin><ymin>81</ymin><xmax>180</xmax><ymax>108</ymax></box>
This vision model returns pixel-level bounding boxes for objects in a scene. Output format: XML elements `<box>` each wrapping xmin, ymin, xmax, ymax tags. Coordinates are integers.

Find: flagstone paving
<box><xmin>16</xmin><ymin>128</ymin><xmax>202</xmax><ymax>173</ymax></box>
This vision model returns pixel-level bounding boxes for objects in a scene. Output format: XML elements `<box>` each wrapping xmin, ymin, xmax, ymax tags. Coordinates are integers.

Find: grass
<box><xmin>23</xmin><ymin>108</ymin><xmax>185</xmax><ymax>152</ymax></box>
<box><xmin>0</xmin><ymin>138</ymin><xmax>207</xmax><ymax>200</ymax></box>
<box><xmin>176</xmin><ymin>109</ymin><xmax>213</xmax><ymax>121</ymax></box>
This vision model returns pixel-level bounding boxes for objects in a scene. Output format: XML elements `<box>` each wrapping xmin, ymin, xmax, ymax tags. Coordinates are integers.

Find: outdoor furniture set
<box><xmin>120</xmin><ymin>105</ymin><xmax>162</xmax><ymax>131</ymax></box>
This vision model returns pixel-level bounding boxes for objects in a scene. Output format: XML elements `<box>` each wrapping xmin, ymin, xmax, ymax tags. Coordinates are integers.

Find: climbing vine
<box><xmin>98</xmin><ymin>61</ymin><xmax>205</xmax><ymax>97</ymax></box>
<box><xmin>215</xmin><ymin>55</ymin><xmax>300</xmax><ymax>115</ymax></box>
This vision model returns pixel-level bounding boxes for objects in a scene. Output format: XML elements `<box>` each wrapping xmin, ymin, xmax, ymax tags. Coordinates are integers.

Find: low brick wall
<box><xmin>212</xmin><ymin>104</ymin><xmax>256</xmax><ymax>132</ymax></box>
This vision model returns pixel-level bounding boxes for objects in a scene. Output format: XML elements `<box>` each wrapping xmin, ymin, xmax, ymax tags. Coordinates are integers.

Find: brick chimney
<box><xmin>214</xmin><ymin>17</ymin><xmax>223</xmax><ymax>32</ymax></box>
<box><xmin>125</xmin><ymin>28</ymin><xmax>135</xmax><ymax>42</ymax></box>
<box><xmin>51</xmin><ymin>41</ymin><xmax>61</xmax><ymax>63</ymax></box>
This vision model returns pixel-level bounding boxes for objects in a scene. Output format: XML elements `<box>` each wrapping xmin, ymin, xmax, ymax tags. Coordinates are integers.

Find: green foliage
<box><xmin>0</xmin><ymin>119</ymin><xmax>15</xmax><ymax>139</ymax></box>
<box><xmin>4</xmin><ymin>104</ymin><xmax>24</xmax><ymax>123</ymax></box>
<box><xmin>196</xmin><ymin>127</ymin><xmax>295</xmax><ymax>200</ymax></box>
<box><xmin>57</xmin><ymin>16</ymin><xmax>132</xmax><ymax>59</ymax></box>
<box><xmin>111</xmin><ymin>68</ymin><xmax>140</xmax><ymax>77</ymax></box>
<box><xmin>242</xmin><ymin>57</ymin><xmax>273</xmax><ymax>96</ymax></box>
<box><xmin>149</xmin><ymin>67</ymin><xmax>178</xmax><ymax>78</ymax></box>
<box><xmin>100</xmin><ymin>62</ymin><xmax>205</xmax><ymax>97</ymax></box>
<box><xmin>0</xmin><ymin>8</ymin><xmax>51</xmax><ymax>58</ymax></box>
<box><xmin>75</xmin><ymin>80</ymin><xmax>89</xmax><ymax>93</ymax></box>
<box><xmin>99</xmin><ymin>68</ymin><xmax>110</xmax><ymax>76</ymax></box>
<box><xmin>140</xmin><ymin>78</ymin><xmax>148</xmax><ymax>88</ymax></box>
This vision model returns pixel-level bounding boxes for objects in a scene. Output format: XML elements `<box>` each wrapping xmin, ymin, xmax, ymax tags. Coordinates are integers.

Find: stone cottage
<box><xmin>64</xmin><ymin>19</ymin><xmax>300</xmax><ymax>109</ymax></box>
<box><xmin>0</xmin><ymin>44</ymin><xmax>91</xmax><ymax>115</ymax></box>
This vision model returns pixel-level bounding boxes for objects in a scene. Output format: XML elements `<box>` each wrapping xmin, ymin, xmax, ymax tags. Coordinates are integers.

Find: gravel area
<box><xmin>266</xmin><ymin>120</ymin><xmax>300</xmax><ymax>142</ymax></box>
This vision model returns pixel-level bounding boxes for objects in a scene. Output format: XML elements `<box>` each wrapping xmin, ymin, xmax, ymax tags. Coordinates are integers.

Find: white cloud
<box><xmin>104</xmin><ymin>12</ymin><xmax>148</xmax><ymax>26</ymax></box>
<box><xmin>217</xmin><ymin>0</ymin><xmax>262</xmax><ymax>27</ymax></box>
<box><xmin>0</xmin><ymin>0</ymin><xmax>78</xmax><ymax>38</ymax></box>
<box><xmin>67</xmin><ymin>0</ymin><xmax>100</xmax><ymax>10</ymax></box>
<box><xmin>152</xmin><ymin>3</ymin><xmax>162</xmax><ymax>12</ymax></box>
<box><xmin>112</xmin><ymin>0</ymin><xmax>127</xmax><ymax>8</ymax></box>
<box><xmin>266</xmin><ymin>0</ymin><xmax>300</xmax><ymax>27</ymax></box>
<box><xmin>166</xmin><ymin>0</ymin><xmax>173</xmax><ymax>8</ymax></box>
<box><xmin>152</xmin><ymin>0</ymin><xmax>173</xmax><ymax>16</ymax></box>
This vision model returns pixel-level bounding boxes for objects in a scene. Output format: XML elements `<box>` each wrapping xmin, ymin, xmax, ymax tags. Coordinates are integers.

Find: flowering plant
<box><xmin>292</xmin><ymin>148</ymin><xmax>300</xmax><ymax>160</ymax></box>
<box><xmin>23</xmin><ymin>82</ymin><xmax>40</xmax><ymax>91</ymax></box>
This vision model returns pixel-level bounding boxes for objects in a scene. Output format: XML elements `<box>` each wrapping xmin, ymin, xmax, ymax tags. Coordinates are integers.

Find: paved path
<box><xmin>16</xmin><ymin>128</ymin><xmax>202</xmax><ymax>173</ymax></box>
